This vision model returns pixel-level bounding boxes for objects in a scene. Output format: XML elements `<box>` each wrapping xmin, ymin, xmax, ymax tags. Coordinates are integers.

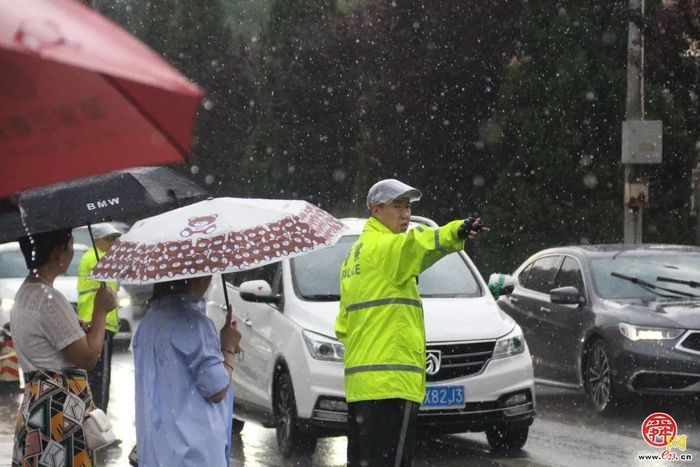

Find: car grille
<box><xmin>679</xmin><ymin>331</ymin><xmax>700</xmax><ymax>353</ymax></box>
<box><xmin>426</xmin><ymin>340</ymin><xmax>496</xmax><ymax>382</ymax></box>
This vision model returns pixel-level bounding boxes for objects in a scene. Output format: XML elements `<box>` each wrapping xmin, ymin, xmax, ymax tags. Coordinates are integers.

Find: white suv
<box><xmin>0</xmin><ymin>242</ymin><xmax>136</xmax><ymax>350</ymax></box>
<box><xmin>205</xmin><ymin>217</ymin><xmax>536</xmax><ymax>456</ymax></box>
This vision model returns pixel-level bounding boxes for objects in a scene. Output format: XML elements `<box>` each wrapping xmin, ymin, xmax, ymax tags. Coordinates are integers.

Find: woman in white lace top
<box><xmin>10</xmin><ymin>229</ymin><xmax>116</xmax><ymax>467</ymax></box>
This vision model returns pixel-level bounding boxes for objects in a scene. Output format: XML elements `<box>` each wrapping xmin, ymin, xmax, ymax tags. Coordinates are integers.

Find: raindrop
<box><xmin>583</xmin><ymin>173</ymin><xmax>598</xmax><ymax>189</ymax></box>
<box><xmin>202</xmin><ymin>99</ymin><xmax>214</xmax><ymax>110</ymax></box>
<box><xmin>585</xmin><ymin>91</ymin><xmax>595</xmax><ymax>101</ymax></box>
<box><xmin>601</xmin><ymin>31</ymin><xmax>617</xmax><ymax>44</ymax></box>
<box><xmin>190</xmin><ymin>165</ymin><xmax>200</xmax><ymax>175</ymax></box>
<box><xmin>395</xmin><ymin>104</ymin><xmax>405</xmax><ymax>114</ymax></box>
<box><xmin>412</xmin><ymin>21</ymin><xmax>420</xmax><ymax>30</ymax></box>
<box><xmin>473</xmin><ymin>175</ymin><xmax>485</xmax><ymax>187</ymax></box>
<box><xmin>205</xmin><ymin>175</ymin><xmax>215</xmax><ymax>185</ymax></box>
<box><xmin>332</xmin><ymin>169</ymin><xmax>347</xmax><ymax>182</ymax></box>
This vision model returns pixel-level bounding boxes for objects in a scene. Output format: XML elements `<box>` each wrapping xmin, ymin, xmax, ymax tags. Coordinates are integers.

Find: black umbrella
<box><xmin>0</xmin><ymin>166</ymin><xmax>208</xmax><ymax>244</ymax></box>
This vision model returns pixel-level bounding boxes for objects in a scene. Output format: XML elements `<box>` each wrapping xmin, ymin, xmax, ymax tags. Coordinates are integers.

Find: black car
<box><xmin>495</xmin><ymin>244</ymin><xmax>700</xmax><ymax>413</ymax></box>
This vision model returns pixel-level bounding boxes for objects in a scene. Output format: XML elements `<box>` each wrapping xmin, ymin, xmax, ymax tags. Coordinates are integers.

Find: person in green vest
<box><xmin>335</xmin><ymin>179</ymin><xmax>489</xmax><ymax>467</ymax></box>
<box><xmin>78</xmin><ymin>223</ymin><xmax>122</xmax><ymax>413</ymax></box>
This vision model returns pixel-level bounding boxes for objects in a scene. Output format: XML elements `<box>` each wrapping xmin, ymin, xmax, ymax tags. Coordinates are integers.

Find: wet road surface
<box><xmin>1</xmin><ymin>350</ymin><xmax>698</xmax><ymax>466</ymax></box>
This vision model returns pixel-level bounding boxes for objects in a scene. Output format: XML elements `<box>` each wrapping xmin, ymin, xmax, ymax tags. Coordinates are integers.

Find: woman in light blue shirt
<box><xmin>133</xmin><ymin>276</ymin><xmax>241</xmax><ymax>467</ymax></box>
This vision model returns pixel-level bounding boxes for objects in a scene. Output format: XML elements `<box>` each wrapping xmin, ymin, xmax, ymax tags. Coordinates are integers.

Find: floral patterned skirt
<box><xmin>12</xmin><ymin>369</ymin><xmax>95</xmax><ymax>467</ymax></box>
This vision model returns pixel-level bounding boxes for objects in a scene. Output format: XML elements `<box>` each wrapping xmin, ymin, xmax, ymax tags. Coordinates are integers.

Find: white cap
<box><xmin>91</xmin><ymin>223</ymin><xmax>123</xmax><ymax>240</ymax></box>
<box><xmin>366</xmin><ymin>179</ymin><xmax>422</xmax><ymax>209</ymax></box>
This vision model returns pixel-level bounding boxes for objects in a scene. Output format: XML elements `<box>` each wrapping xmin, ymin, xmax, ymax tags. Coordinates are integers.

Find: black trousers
<box><xmin>88</xmin><ymin>330</ymin><xmax>114</xmax><ymax>412</ymax></box>
<box><xmin>347</xmin><ymin>399</ymin><xmax>420</xmax><ymax>467</ymax></box>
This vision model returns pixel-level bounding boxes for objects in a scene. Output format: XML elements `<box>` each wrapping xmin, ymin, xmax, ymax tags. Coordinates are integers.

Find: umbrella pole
<box><xmin>86</xmin><ymin>222</ymin><xmax>100</xmax><ymax>261</ymax></box>
<box><xmin>221</xmin><ymin>274</ymin><xmax>231</xmax><ymax>324</ymax></box>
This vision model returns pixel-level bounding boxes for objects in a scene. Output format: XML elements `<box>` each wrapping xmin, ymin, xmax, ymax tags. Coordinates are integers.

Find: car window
<box><xmin>556</xmin><ymin>256</ymin><xmax>585</xmax><ymax>293</ymax></box>
<box><xmin>0</xmin><ymin>249</ymin><xmax>83</xmax><ymax>278</ymax></box>
<box><xmin>589</xmin><ymin>252</ymin><xmax>700</xmax><ymax>299</ymax></box>
<box><xmin>270</xmin><ymin>264</ymin><xmax>283</xmax><ymax>295</ymax></box>
<box><xmin>291</xmin><ymin>236</ymin><xmax>354</xmax><ymax>300</ymax></box>
<box><xmin>291</xmin><ymin>234</ymin><xmax>481</xmax><ymax>300</ymax></box>
<box><xmin>520</xmin><ymin>255</ymin><xmax>561</xmax><ymax>293</ymax></box>
<box><xmin>0</xmin><ymin>250</ymin><xmax>28</xmax><ymax>278</ymax></box>
<box><xmin>517</xmin><ymin>262</ymin><xmax>534</xmax><ymax>288</ymax></box>
<box><xmin>67</xmin><ymin>249</ymin><xmax>86</xmax><ymax>277</ymax></box>
<box><xmin>226</xmin><ymin>262</ymin><xmax>279</xmax><ymax>287</ymax></box>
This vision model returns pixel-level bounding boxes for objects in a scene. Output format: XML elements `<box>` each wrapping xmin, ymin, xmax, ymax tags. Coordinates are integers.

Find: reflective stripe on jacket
<box><xmin>335</xmin><ymin>216</ymin><xmax>465</xmax><ymax>403</ymax></box>
<box><xmin>77</xmin><ymin>248</ymin><xmax>119</xmax><ymax>333</ymax></box>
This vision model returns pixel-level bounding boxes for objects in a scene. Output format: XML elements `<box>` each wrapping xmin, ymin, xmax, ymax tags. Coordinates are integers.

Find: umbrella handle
<box><xmin>222</xmin><ymin>275</ymin><xmax>232</xmax><ymax>324</ymax></box>
<box><xmin>86</xmin><ymin>223</ymin><xmax>107</xmax><ymax>289</ymax></box>
<box><xmin>86</xmin><ymin>222</ymin><xmax>100</xmax><ymax>261</ymax></box>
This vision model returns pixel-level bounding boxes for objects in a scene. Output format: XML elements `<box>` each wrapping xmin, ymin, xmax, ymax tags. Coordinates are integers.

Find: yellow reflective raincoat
<box><xmin>335</xmin><ymin>216</ymin><xmax>466</xmax><ymax>403</ymax></box>
<box><xmin>77</xmin><ymin>248</ymin><xmax>119</xmax><ymax>333</ymax></box>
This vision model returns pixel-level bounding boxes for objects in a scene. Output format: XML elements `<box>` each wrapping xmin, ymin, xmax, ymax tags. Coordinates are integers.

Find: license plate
<box><xmin>421</xmin><ymin>385</ymin><xmax>465</xmax><ymax>410</ymax></box>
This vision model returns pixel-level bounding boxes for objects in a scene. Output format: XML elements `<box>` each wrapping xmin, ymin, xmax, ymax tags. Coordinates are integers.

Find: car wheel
<box><xmin>584</xmin><ymin>339</ymin><xmax>621</xmax><ymax>413</ymax></box>
<box><xmin>232</xmin><ymin>418</ymin><xmax>245</xmax><ymax>434</ymax></box>
<box><xmin>486</xmin><ymin>425</ymin><xmax>529</xmax><ymax>452</ymax></box>
<box><xmin>274</xmin><ymin>372</ymin><xmax>317</xmax><ymax>457</ymax></box>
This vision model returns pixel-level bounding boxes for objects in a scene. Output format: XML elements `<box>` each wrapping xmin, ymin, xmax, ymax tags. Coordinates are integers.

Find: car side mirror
<box><xmin>239</xmin><ymin>280</ymin><xmax>281</xmax><ymax>304</ymax></box>
<box><xmin>488</xmin><ymin>273</ymin><xmax>515</xmax><ymax>297</ymax></box>
<box><xmin>550</xmin><ymin>286</ymin><xmax>584</xmax><ymax>305</ymax></box>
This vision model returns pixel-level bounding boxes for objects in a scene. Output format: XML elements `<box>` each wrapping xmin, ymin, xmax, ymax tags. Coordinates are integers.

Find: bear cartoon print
<box><xmin>181</xmin><ymin>214</ymin><xmax>218</xmax><ymax>237</ymax></box>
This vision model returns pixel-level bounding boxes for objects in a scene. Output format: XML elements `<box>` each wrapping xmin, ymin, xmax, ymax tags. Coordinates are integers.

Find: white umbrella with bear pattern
<box><xmin>91</xmin><ymin>197</ymin><xmax>348</xmax><ymax>308</ymax></box>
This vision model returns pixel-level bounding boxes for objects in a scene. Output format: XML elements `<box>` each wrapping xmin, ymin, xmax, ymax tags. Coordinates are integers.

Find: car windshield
<box><xmin>0</xmin><ymin>249</ymin><xmax>83</xmax><ymax>278</ymax></box>
<box><xmin>291</xmin><ymin>234</ymin><xmax>481</xmax><ymax>300</ymax></box>
<box><xmin>589</xmin><ymin>252</ymin><xmax>700</xmax><ymax>299</ymax></box>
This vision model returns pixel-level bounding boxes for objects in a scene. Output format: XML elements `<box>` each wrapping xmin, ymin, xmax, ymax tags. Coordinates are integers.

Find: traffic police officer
<box><xmin>77</xmin><ymin>223</ymin><xmax>122</xmax><ymax>412</ymax></box>
<box><xmin>335</xmin><ymin>179</ymin><xmax>488</xmax><ymax>466</ymax></box>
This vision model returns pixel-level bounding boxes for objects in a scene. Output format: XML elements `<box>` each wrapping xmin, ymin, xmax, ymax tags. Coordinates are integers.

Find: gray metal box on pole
<box><xmin>622</xmin><ymin>120</ymin><xmax>662</xmax><ymax>164</ymax></box>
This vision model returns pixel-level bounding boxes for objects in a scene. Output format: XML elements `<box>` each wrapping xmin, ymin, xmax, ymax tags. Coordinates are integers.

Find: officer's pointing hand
<box><xmin>458</xmin><ymin>217</ymin><xmax>490</xmax><ymax>240</ymax></box>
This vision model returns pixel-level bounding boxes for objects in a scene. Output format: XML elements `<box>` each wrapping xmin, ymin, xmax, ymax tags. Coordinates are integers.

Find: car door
<box><xmin>548</xmin><ymin>255</ymin><xmax>590</xmax><ymax>385</ymax></box>
<box><xmin>228</xmin><ymin>263</ymin><xmax>280</xmax><ymax>411</ymax></box>
<box><xmin>510</xmin><ymin>255</ymin><xmax>563</xmax><ymax>381</ymax></box>
<box><xmin>205</xmin><ymin>274</ymin><xmax>254</xmax><ymax>402</ymax></box>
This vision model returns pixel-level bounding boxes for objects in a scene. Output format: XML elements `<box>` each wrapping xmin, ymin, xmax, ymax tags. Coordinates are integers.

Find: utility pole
<box><xmin>623</xmin><ymin>0</ymin><xmax>644</xmax><ymax>244</ymax></box>
<box><xmin>694</xmin><ymin>164</ymin><xmax>700</xmax><ymax>244</ymax></box>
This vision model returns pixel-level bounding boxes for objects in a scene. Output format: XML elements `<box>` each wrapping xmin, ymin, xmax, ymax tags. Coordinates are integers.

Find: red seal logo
<box><xmin>641</xmin><ymin>412</ymin><xmax>677</xmax><ymax>448</ymax></box>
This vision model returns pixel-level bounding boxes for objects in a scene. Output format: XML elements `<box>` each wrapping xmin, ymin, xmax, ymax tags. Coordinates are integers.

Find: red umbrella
<box><xmin>0</xmin><ymin>0</ymin><xmax>203</xmax><ymax>198</ymax></box>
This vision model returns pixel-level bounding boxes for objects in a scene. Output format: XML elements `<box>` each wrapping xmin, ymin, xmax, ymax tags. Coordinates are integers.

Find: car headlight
<box><xmin>118</xmin><ymin>296</ymin><xmax>131</xmax><ymax>308</ymax></box>
<box><xmin>618</xmin><ymin>323</ymin><xmax>684</xmax><ymax>341</ymax></box>
<box><xmin>0</xmin><ymin>298</ymin><xmax>14</xmax><ymax>312</ymax></box>
<box><xmin>302</xmin><ymin>330</ymin><xmax>345</xmax><ymax>362</ymax></box>
<box><xmin>492</xmin><ymin>326</ymin><xmax>525</xmax><ymax>359</ymax></box>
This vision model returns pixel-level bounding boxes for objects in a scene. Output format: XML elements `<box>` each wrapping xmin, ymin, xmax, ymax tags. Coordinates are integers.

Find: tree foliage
<box><xmin>96</xmin><ymin>0</ymin><xmax>256</xmax><ymax>194</ymax></box>
<box><xmin>349</xmin><ymin>0</ymin><xmax>521</xmax><ymax>219</ymax></box>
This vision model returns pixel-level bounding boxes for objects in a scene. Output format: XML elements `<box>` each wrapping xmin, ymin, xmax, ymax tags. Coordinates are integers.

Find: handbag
<box><xmin>83</xmin><ymin>408</ymin><xmax>116</xmax><ymax>451</ymax></box>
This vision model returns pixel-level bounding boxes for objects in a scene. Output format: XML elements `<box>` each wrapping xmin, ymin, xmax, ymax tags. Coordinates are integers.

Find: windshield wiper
<box><xmin>657</xmin><ymin>276</ymin><xmax>700</xmax><ymax>289</ymax></box>
<box><xmin>302</xmin><ymin>294</ymin><xmax>341</xmax><ymax>301</ymax></box>
<box><xmin>611</xmin><ymin>272</ymin><xmax>699</xmax><ymax>298</ymax></box>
